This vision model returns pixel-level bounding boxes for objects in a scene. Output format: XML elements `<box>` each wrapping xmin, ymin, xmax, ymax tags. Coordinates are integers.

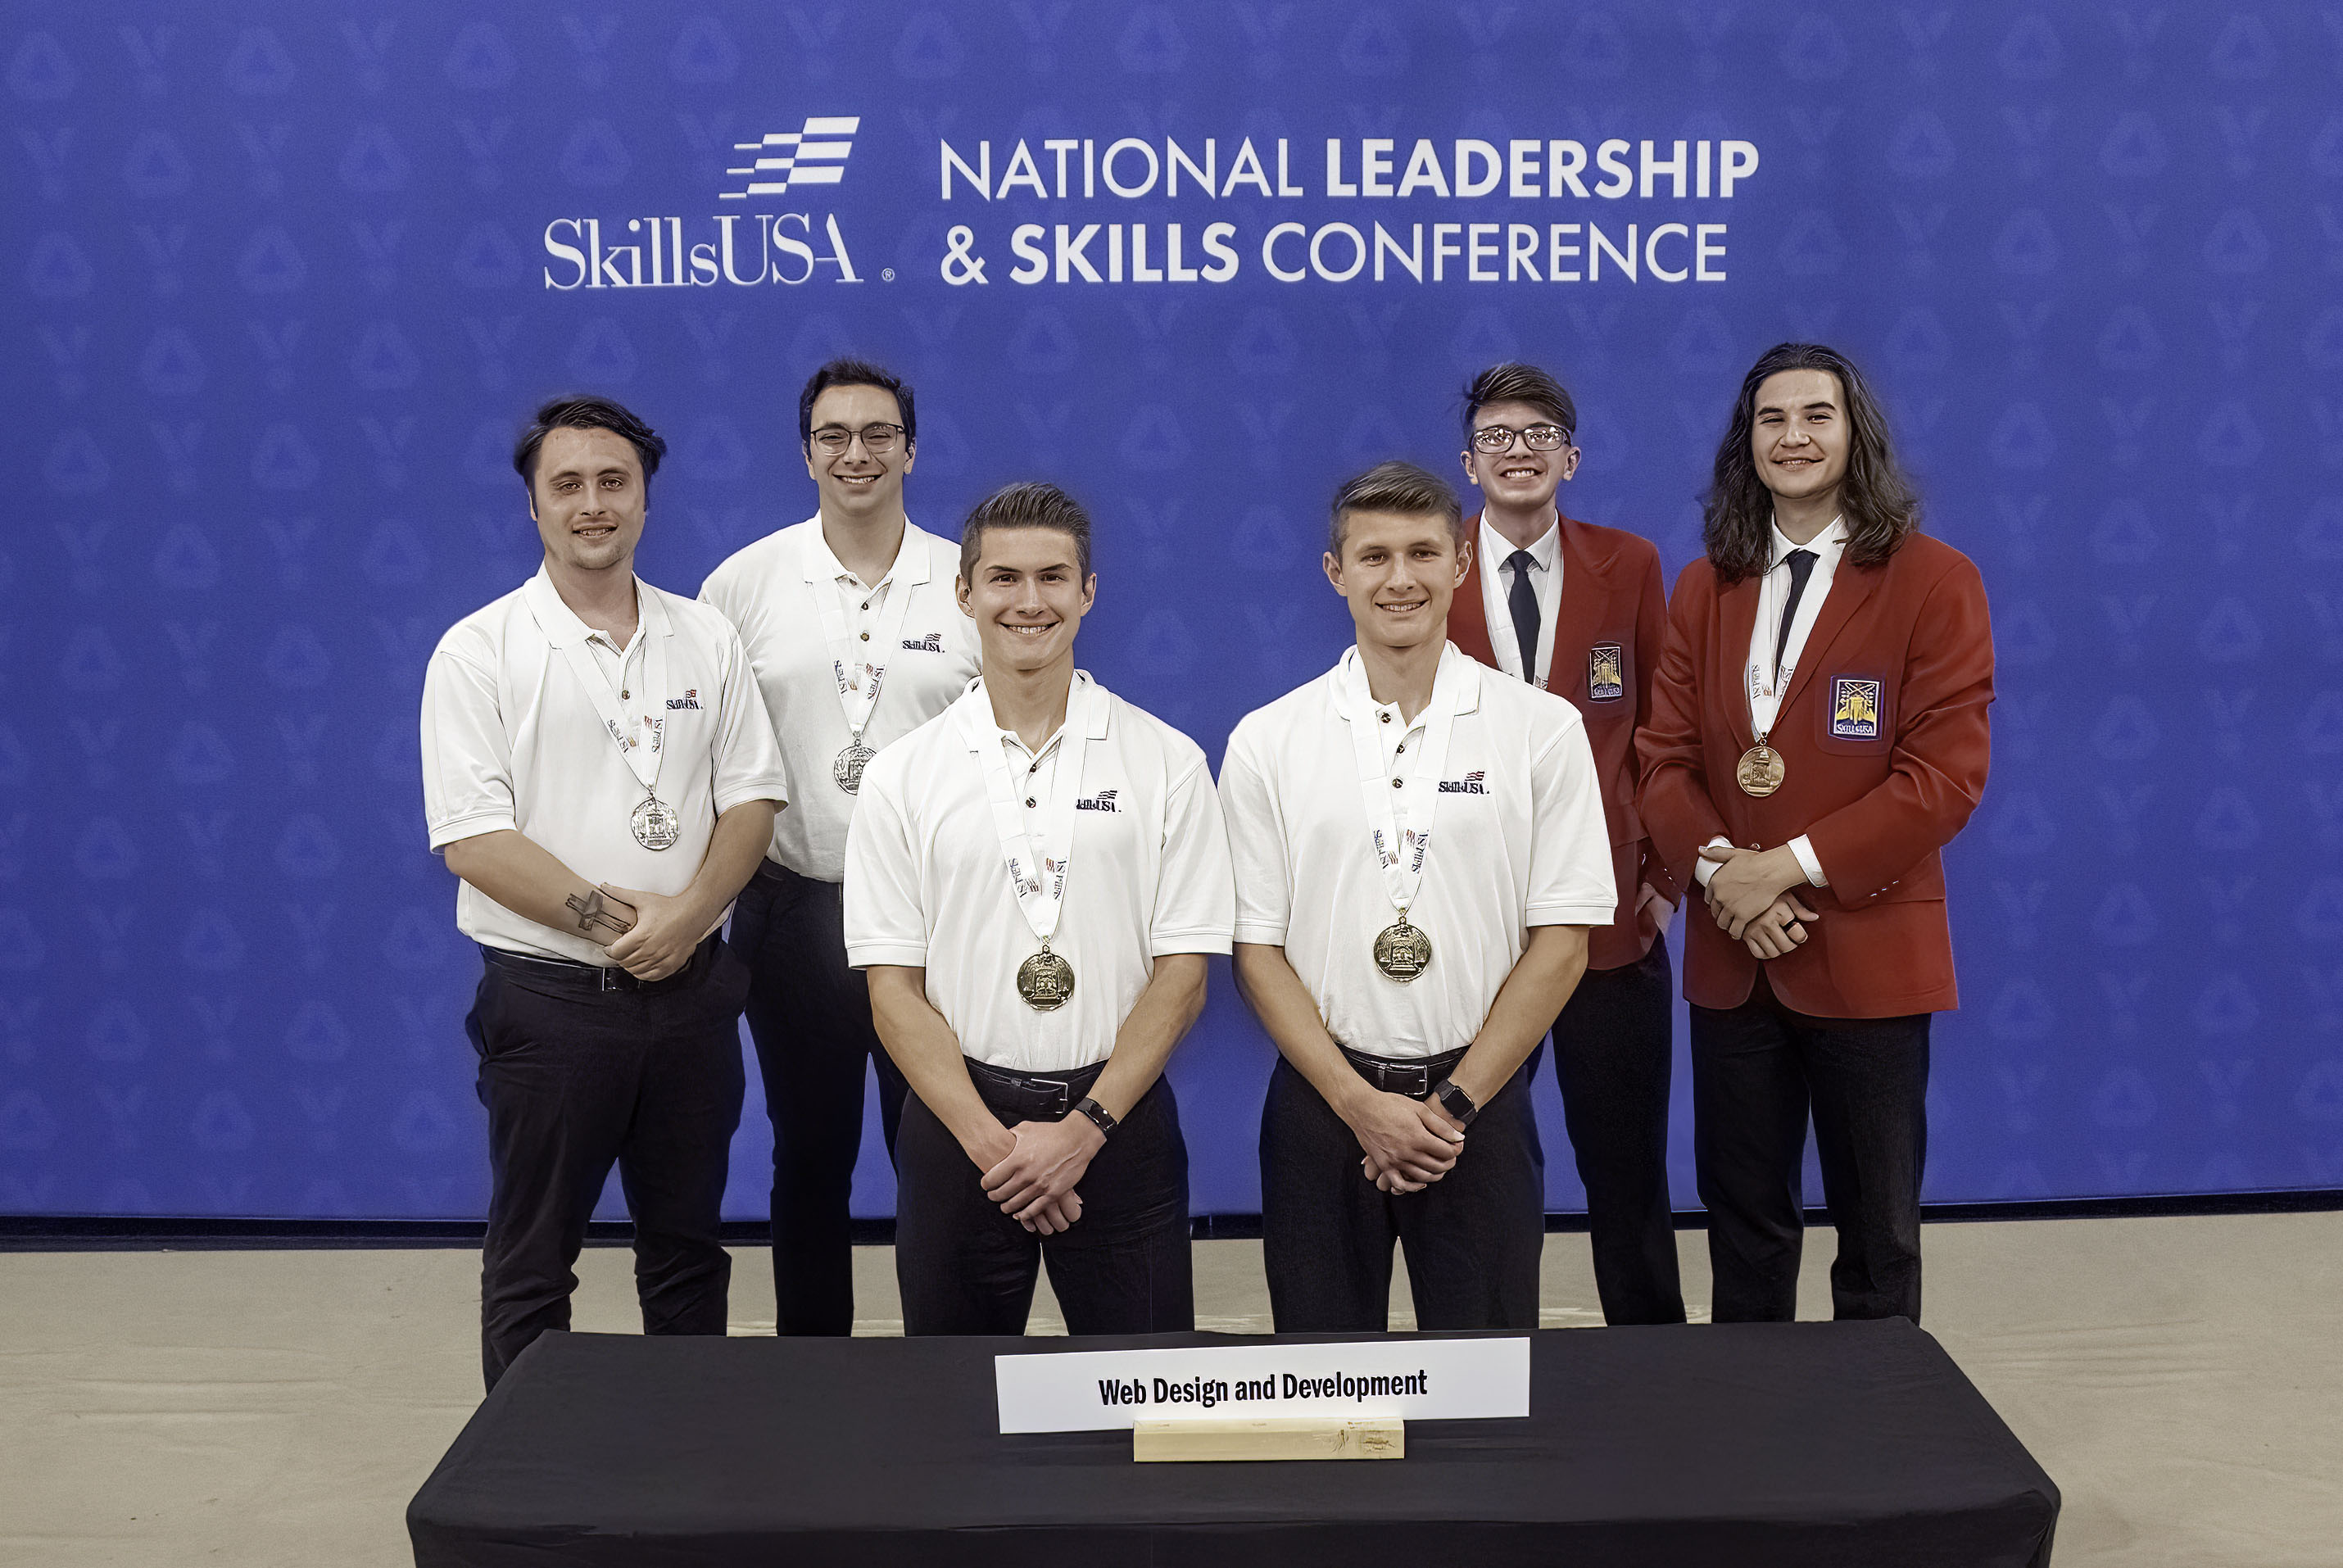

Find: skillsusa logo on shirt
<box><xmin>667</xmin><ymin>688</ymin><xmax>701</xmax><ymax>709</ymax></box>
<box><xmin>1437</xmin><ymin>770</ymin><xmax>1488</xmax><ymax>795</ymax></box>
<box><xmin>900</xmin><ymin>631</ymin><xmax>946</xmax><ymax>652</ymax></box>
<box><xmin>1076</xmin><ymin>790</ymin><xmax>1119</xmax><ymax>812</ymax></box>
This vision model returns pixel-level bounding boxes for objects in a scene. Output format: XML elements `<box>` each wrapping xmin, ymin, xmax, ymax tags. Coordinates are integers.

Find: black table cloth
<box><xmin>409</xmin><ymin>1320</ymin><xmax>2058</xmax><ymax>1567</ymax></box>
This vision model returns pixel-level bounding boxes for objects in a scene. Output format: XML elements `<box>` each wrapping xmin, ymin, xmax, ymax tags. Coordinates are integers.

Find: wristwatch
<box><xmin>1432</xmin><ymin>1079</ymin><xmax>1480</xmax><ymax>1127</ymax></box>
<box><xmin>1073</xmin><ymin>1096</ymin><xmax>1118</xmax><ymax>1139</ymax></box>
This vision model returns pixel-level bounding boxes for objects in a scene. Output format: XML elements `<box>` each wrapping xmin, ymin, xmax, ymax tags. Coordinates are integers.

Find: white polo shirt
<box><xmin>422</xmin><ymin>566</ymin><xmax>791</xmax><ymax>965</ymax></box>
<box><xmin>699</xmin><ymin>516</ymin><xmax>981</xmax><ymax>881</ymax></box>
<box><xmin>843</xmin><ymin>672</ymin><xmax>1235</xmax><ymax>1072</ymax></box>
<box><xmin>1218</xmin><ymin>642</ymin><xmax>1615</xmax><ymax>1060</ymax></box>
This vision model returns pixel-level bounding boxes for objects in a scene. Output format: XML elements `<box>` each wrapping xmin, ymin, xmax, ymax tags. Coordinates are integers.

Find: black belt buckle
<box><xmin>1379</xmin><ymin>1061</ymin><xmax>1432</xmax><ymax>1098</ymax></box>
<box><xmin>1022</xmin><ymin>1076</ymin><xmax>1072</xmax><ymax>1119</ymax></box>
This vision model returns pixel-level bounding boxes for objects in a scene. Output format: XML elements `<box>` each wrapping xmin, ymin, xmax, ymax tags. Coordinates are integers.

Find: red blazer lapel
<box><xmin>1716</xmin><ymin>573</ymin><xmax>1762</xmax><ymax>750</ymax></box>
<box><xmin>1779</xmin><ymin>562</ymin><xmax>1882</xmax><ymax>718</ymax></box>
<box><xmin>1545</xmin><ymin>518</ymin><xmax>1616</xmax><ymax>696</ymax></box>
<box><xmin>1450</xmin><ymin>532</ymin><xmax>1493</xmax><ymax>660</ymax></box>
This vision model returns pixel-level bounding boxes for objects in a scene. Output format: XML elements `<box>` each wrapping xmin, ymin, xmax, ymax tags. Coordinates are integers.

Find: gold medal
<box><xmin>1016</xmin><ymin>943</ymin><xmax>1076</xmax><ymax>1011</ymax></box>
<box><xmin>1372</xmin><ymin>919</ymin><xmax>1433</xmax><ymax>983</ymax></box>
<box><xmin>1735</xmin><ymin>744</ymin><xmax>1785</xmax><ymax>798</ymax></box>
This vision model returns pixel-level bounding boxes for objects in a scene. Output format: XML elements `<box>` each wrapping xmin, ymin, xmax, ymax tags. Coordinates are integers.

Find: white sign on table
<box><xmin>994</xmin><ymin>1337</ymin><xmax>1530</xmax><ymax>1434</ymax></box>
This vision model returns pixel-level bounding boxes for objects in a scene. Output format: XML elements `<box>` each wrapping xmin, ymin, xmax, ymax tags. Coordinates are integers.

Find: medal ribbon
<box><xmin>547</xmin><ymin>591</ymin><xmax>669</xmax><ymax>800</ymax></box>
<box><xmin>805</xmin><ymin>537</ymin><xmax>918</xmax><ymax>748</ymax></box>
<box><xmin>1339</xmin><ymin>647</ymin><xmax>1462</xmax><ymax>924</ymax></box>
<box><xmin>960</xmin><ymin>673</ymin><xmax>1097</xmax><ymax>947</ymax></box>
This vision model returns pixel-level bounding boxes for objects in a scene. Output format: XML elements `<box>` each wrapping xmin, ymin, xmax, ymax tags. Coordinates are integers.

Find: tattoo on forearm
<box><xmin>566</xmin><ymin>889</ymin><xmax>632</xmax><ymax>937</ymax></box>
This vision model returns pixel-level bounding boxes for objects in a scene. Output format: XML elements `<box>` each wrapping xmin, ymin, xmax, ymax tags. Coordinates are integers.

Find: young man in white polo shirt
<box><xmin>699</xmin><ymin>360</ymin><xmax>980</xmax><ymax>1335</ymax></box>
<box><xmin>1221</xmin><ymin>461</ymin><xmax>1616</xmax><ymax>1332</ymax></box>
<box><xmin>422</xmin><ymin>396</ymin><xmax>789</xmax><ymax>1389</ymax></box>
<box><xmin>844</xmin><ymin>482</ymin><xmax>1235</xmax><ymax>1335</ymax></box>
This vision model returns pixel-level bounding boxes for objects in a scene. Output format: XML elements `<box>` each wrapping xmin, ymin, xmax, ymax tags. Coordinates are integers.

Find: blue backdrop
<box><xmin>6</xmin><ymin>2</ymin><xmax>2338</xmax><ymax>1221</ymax></box>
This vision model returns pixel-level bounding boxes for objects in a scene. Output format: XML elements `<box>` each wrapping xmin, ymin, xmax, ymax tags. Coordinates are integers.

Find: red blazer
<box><xmin>1451</xmin><ymin>513</ymin><xmax>1676</xmax><ymax>972</ymax></box>
<box><xmin>1637</xmin><ymin>533</ymin><xmax>1994</xmax><ymax>1017</ymax></box>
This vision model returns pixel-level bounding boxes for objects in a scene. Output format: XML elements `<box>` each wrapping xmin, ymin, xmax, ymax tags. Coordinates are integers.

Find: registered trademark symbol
<box><xmin>881</xmin><ymin>268</ymin><xmax>895</xmax><ymax>282</ymax></box>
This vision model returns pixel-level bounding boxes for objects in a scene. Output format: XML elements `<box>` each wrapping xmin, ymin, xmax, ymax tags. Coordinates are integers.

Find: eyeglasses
<box><xmin>810</xmin><ymin>422</ymin><xmax>906</xmax><ymax>455</ymax></box>
<box><xmin>1471</xmin><ymin>423</ymin><xmax>1572</xmax><ymax>454</ymax></box>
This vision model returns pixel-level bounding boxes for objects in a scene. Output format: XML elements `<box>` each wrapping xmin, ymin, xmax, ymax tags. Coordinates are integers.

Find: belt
<box><xmin>963</xmin><ymin>1057</ymin><xmax>1106</xmax><ymax>1126</ymax></box>
<box><xmin>1336</xmin><ymin>1043</ymin><xmax>1470</xmax><ymax>1099</ymax></box>
<box><xmin>480</xmin><ymin>935</ymin><xmax>722</xmax><ymax>995</ymax></box>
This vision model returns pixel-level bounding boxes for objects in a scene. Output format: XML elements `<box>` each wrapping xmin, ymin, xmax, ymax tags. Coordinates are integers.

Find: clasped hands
<box><xmin>1347</xmin><ymin>1086</ymin><xmax>1466</xmax><ymax>1196</ymax></box>
<box><xmin>596</xmin><ymin>883</ymin><xmax>724</xmax><ymax>981</ymax></box>
<box><xmin>1697</xmin><ymin>844</ymin><xmax>1819</xmax><ymax>960</ymax></box>
<box><xmin>972</xmin><ymin>1115</ymin><xmax>1105</xmax><ymax>1235</ymax></box>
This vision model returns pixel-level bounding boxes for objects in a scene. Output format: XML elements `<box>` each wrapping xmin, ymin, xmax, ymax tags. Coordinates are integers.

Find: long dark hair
<box><xmin>1702</xmin><ymin>342</ymin><xmax>1919</xmax><ymax>584</ymax></box>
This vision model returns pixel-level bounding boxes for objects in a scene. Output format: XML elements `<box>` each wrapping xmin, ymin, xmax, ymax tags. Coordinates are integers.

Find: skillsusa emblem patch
<box><xmin>1830</xmin><ymin>678</ymin><xmax>1883</xmax><ymax>740</ymax></box>
<box><xmin>1587</xmin><ymin>643</ymin><xmax>1625</xmax><ymax>701</ymax></box>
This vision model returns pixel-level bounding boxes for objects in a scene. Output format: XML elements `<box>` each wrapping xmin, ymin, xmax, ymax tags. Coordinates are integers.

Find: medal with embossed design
<box><xmin>1372</xmin><ymin>918</ymin><xmax>1434</xmax><ymax>983</ymax></box>
<box><xmin>1016</xmin><ymin>940</ymin><xmax>1076</xmax><ymax>1011</ymax></box>
<box><xmin>631</xmin><ymin>792</ymin><xmax>682</xmax><ymax>851</ymax></box>
<box><xmin>1735</xmin><ymin>743</ymin><xmax>1785</xmax><ymax>798</ymax></box>
<box><xmin>832</xmin><ymin>741</ymin><xmax>877</xmax><ymax>795</ymax></box>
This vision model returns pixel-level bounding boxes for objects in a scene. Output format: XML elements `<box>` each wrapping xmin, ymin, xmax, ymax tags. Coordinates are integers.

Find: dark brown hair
<box><xmin>1461</xmin><ymin>361</ymin><xmax>1576</xmax><ymax>445</ymax></box>
<box><xmin>1702</xmin><ymin>342</ymin><xmax>1920</xmax><ymax>584</ymax></box>
<box><xmin>799</xmin><ymin>357</ymin><xmax>915</xmax><ymax>451</ymax></box>
<box><xmin>959</xmin><ymin>481</ymin><xmax>1093</xmax><ymax>582</ymax></box>
<box><xmin>1327</xmin><ymin>460</ymin><xmax>1466</xmax><ymax>557</ymax></box>
<box><xmin>513</xmin><ymin>395</ymin><xmax>667</xmax><ymax>489</ymax></box>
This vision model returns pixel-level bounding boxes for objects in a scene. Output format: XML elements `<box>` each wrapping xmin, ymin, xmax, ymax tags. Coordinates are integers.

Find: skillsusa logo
<box><xmin>1438</xmin><ymin>770</ymin><xmax>1489</xmax><ymax>795</ymax></box>
<box><xmin>723</xmin><ymin>117</ymin><xmax>861</xmax><ymax>200</ymax></box>
<box><xmin>543</xmin><ymin>112</ymin><xmax>863</xmax><ymax>291</ymax></box>
<box><xmin>666</xmin><ymin>687</ymin><xmax>702</xmax><ymax>710</ymax></box>
<box><xmin>1076</xmin><ymin>790</ymin><xmax>1120</xmax><ymax>813</ymax></box>
<box><xmin>900</xmin><ymin>631</ymin><xmax>946</xmax><ymax>652</ymax></box>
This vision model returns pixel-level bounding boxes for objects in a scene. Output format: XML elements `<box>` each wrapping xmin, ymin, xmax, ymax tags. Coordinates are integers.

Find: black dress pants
<box><xmin>894</xmin><ymin>1067</ymin><xmax>1193</xmax><ymax>1336</ymax></box>
<box><xmin>1691</xmin><ymin>970</ymin><xmax>1932</xmax><ymax>1324</ymax></box>
<box><xmin>730</xmin><ymin>861</ymin><xmax>909</xmax><ymax>1335</ymax></box>
<box><xmin>467</xmin><ymin>937</ymin><xmax>749</xmax><ymax>1390</ymax></box>
<box><xmin>1549</xmin><ymin>932</ymin><xmax>1688</xmax><ymax>1325</ymax></box>
<box><xmin>1260</xmin><ymin>1052</ymin><xmax>1546</xmax><ymax>1333</ymax></box>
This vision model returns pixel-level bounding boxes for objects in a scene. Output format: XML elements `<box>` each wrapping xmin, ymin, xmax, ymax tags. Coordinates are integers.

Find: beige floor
<box><xmin>2</xmin><ymin>1214</ymin><xmax>2337</xmax><ymax>1565</ymax></box>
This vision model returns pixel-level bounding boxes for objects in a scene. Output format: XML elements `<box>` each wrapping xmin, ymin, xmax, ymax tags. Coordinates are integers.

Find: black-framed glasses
<box><xmin>1471</xmin><ymin>423</ymin><xmax>1572</xmax><ymax>454</ymax></box>
<box><xmin>811</xmin><ymin>422</ymin><xmax>906</xmax><ymax>455</ymax></box>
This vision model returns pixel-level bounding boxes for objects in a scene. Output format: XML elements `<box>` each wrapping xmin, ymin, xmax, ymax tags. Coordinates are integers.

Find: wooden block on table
<box><xmin>1131</xmin><ymin>1416</ymin><xmax>1404</xmax><ymax>1462</ymax></box>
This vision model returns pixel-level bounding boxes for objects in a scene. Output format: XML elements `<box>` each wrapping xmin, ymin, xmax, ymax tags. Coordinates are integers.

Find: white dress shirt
<box><xmin>843</xmin><ymin>673</ymin><xmax>1235</xmax><ymax>1072</ymax></box>
<box><xmin>1695</xmin><ymin>516</ymin><xmax>1849</xmax><ymax>890</ymax></box>
<box><xmin>1220</xmin><ymin>644</ymin><xmax>1616</xmax><ymax>1060</ymax></box>
<box><xmin>1476</xmin><ymin>514</ymin><xmax>1563</xmax><ymax>687</ymax></box>
<box><xmin>699</xmin><ymin>517</ymin><xmax>981</xmax><ymax>881</ymax></box>
<box><xmin>421</xmin><ymin>568</ymin><xmax>790</xmax><ymax>963</ymax></box>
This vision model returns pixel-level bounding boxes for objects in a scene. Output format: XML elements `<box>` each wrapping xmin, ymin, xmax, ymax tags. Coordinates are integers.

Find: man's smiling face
<box><xmin>528</xmin><ymin>425</ymin><xmax>645</xmax><ymax>576</ymax></box>
<box><xmin>804</xmin><ymin>382</ymin><xmax>913</xmax><ymax>524</ymax></box>
<box><xmin>958</xmin><ymin>526</ymin><xmax>1094</xmax><ymax>676</ymax></box>
<box><xmin>1324</xmin><ymin>509</ymin><xmax>1468</xmax><ymax>655</ymax></box>
<box><xmin>1462</xmin><ymin>397</ymin><xmax>1578</xmax><ymax>517</ymax></box>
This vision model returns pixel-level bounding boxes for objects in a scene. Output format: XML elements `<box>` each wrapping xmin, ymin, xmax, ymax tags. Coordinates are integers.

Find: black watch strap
<box><xmin>1074</xmin><ymin>1096</ymin><xmax>1118</xmax><ymax>1138</ymax></box>
<box><xmin>1433</xmin><ymin>1079</ymin><xmax>1479</xmax><ymax>1127</ymax></box>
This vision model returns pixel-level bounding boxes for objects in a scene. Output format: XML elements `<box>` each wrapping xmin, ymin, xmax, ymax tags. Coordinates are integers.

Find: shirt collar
<box><xmin>1479</xmin><ymin>514</ymin><xmax>1559</xmax><ymax>574</ymax></box>
<box><xmin>1331</xmin><ymin>641</ymin><xmax>1482</xmax><ymax>726</ymax></box>
<box><xmin>802</xmin><ymin>515</ymin><xmax>932</xmax><ymax>591</ymax></box>
<box><xmin>522</xmin><ymin>566</ymin><xmax>668</xmax><ymax>647</ymax></box>
<box><xmin>1766</xmin><ymin>514</ymin><xmax>1850</xmax><ymax>573</ymax></box>
<box><xmin>958</xmin><ymin>668</ymin><xmax>1108</xmax><ymax>757</ymax></box>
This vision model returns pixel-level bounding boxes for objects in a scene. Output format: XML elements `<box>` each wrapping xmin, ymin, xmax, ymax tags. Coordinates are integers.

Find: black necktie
<box><xmin>1507</xmin><ymin>550</ymin><xmax>1540</xmax><ymax>682</ymax></box>
<box><xmin>1772</xmin><ymin>548</ymin><xmax>1819</xmax><ymax>681</ymax></box>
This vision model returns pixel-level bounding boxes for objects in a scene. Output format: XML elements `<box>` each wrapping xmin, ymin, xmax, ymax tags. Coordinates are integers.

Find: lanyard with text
<box><xmin>963</xmin><ymin>673</ymin><xmax>1097</xmax><ymax>1010</ymax></box>
<box><xmin>806</xmin><ymin>537</ymin><xmax>918</xmax><ymax>794</ymax></box>
<box><xmin>1342</xmin><ymin>648</ymin><xmax>1459</xmax><ymax>983</ymax></box>
<box><xmin>554</xmin><ymin>615</ymin><xmax>679</xmax><ymax>849</ymax></box>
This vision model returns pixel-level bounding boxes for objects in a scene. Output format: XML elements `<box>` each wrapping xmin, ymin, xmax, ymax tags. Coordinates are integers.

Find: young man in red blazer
<box><xmin>1446</xmin><ymin>362</ymin><xmax>1685</xmax><ymax>1326</ymax></box>
<box><xmin>1639</xmin><ymin>343</ymin><xmax>1993</xmax><ymax>1325</ymax></box>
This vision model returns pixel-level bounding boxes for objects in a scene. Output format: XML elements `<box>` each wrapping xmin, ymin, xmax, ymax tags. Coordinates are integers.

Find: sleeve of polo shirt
<box><xmin>841</xmin><ymin>757</ymin><xmax>927</xmax><ymax>969</ymax></box>
<box><xmin>420</xmin><ymin>637</ymin><xmax>517</xmax><ymax>852</ymax></box>
<box><xmin>1526</xmin><ymin>712</ymin><xmax>1620</xmax><ymax>928</ymax></box>
<box><xmin>706</xmin><ymin>622</ymin><xmax>791</xmax><ymax>814</ymax></box>
<box><xmin>1217</xmin><ymin>724</ymin><xmax>1290</xmax><ymax>948</ymax></box>
<box><xmin>1149</xmin><ymin>753</ymin><xmax>1236</xmax><ymax>958</ymax></box>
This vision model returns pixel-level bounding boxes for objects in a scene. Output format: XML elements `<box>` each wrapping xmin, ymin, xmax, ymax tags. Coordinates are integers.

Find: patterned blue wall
<box><xmin>6</xmin><ymin>2</ymin><xmax>2338</xmax><ymax>1219</ymax></box>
